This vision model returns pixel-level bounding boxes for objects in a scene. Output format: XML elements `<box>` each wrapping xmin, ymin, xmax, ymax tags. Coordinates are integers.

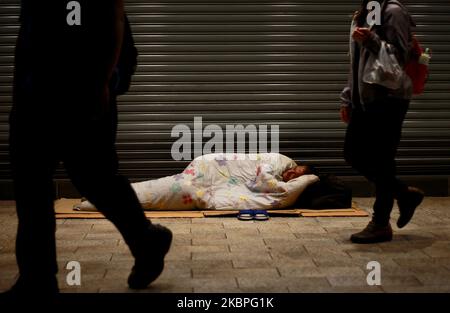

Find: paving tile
<box><xmin>64</xmin><ymin>219</ymin><xmax>108</xmax><ymax>225</ymax></box>
<box><xmin>186</xmin><ymin>245</ymin><xmax>229</xmax><ymax>253</ymax></box>
<box><xmin>237</xmin><ymin>276</ymin><xmax>285</xmax><ymax>289</ymax></box>
<box><xmin>263</xmin><ymin>238</ymin><xmax>300</xmax><ymax>246</ymax></box>
<box><xmin>422</xmin><ymin>243</ymin><xmax>450</xmax><ymax>258</ymax></box>
<box><xmin>193</xmin><ymin>286</ymin><xmax>242</xmax><ymax>293</ymax></box>
<box><xmin>61</xmin><ymin>287</ymin><xmax>101</xmax><ymax>293</ymax></box>
<box><xmin>270</xmin><ymin>248</ymin><xmax>310</xmax><ymax>261</ymax></box>
<box><xmin>291</xmin><ymin>237</ymin><xmax>339</xmax><ymax>246</ymax></box>
<box><xmin>391</xmin><ymin>257</ymin><xmax>436</xmax><ymax>267</ymax></box>
<box><xmin>191</xmin><ymin>232</ymin><xmax>226</xmax><ymax>240</ymax></box>
<box><xmin>319</xmin><ymin>266</ymin><xmax>366</xmax><ymax>277</ymax></box>
<box><xmin>58</xmin><ymin>239</ymin><xmax>120</xmax><ymax>248</ymax></box>
<box><xmin>222</xmin><ymin>220</ymin><xmax>256</xmax><ymax>227</ymax></box>
<box><xmin>257</xmin><ymin>224</ymin><xmax>292</xmax><ymax>232</ymax></box>
<box><xmin>168</xmin><ymin>226</ymin><xmax>192</xmax><ymax>235</ymax></box>
<box><xmin>224</xmin><ymin>229</ymin><xmax>260</xmax><ymax>239</ymax></box>
<box><xmin>406</xmin><ymin>265</ymin><xmax>450</xmax><ymax>276</ymax></box>
<box><xmin>229</xmin><ymin>244</ymin><xmax>269</xmax><ymax>253</ymax></box>
<box><xmin>192</xmin><ymin>251</ymin><xmax>272</xmax><ymax>262</ymax></box>
<box><xmin>347</xmin><ymin>250</ymin><xmax>430</xmax><ymax>260</ymax></box>
<box><xmin>154</xmin><ymin>218</ymin><xmax>192</xmax><ymax>224</ymax></box>
<box><xmin>223</xmin><ymin>237</ymin><xmax>266</xmax><ymax>246</ymax></box>
<box><xmin>84</xmin><ymin>232</ymin><xmax>122</xmax><ymax>240</ymax></box>
<box><xmin>191</xmin><ymin>218</ymin><xmax>226</xmax><ymax>224</ymax></box>
<box><xmin>191</xmin><ymin>223</ymin><xmax>224</xmax><ymax>230</ymax></box>
<box><xmin>379</xmin><ymin>275</ymin><xmax>422</xmax><ymax>287</ymax></box>
<box><xmin>239</xmin><ymin>286</ymin><xmax>289</xmax><ymax>293</ymax></box>
<box><xmin>288</xmin><ymin>285</ymin><xmax>383</xmax><ymax>293</ymax></box>
<box><xmin>414</xmin><ymin>272</ymin><xmax>450</xmax><ymax>285</ymax></box>
<box><xmin>289</xmin><ymin>226</ymin><xmax>327</xmax><ymax>234</ymax></box>
<box><xmin>287</xmin><ymin>220</ymin><xmax>321</xmax><ymax>228</ymax></box>
<box><xmin>159</xmin><ymin>277</ymin><xmax>238</xmax><ymax>291</ymax></box>
<box><xmin>305</xmin><ymin>246</ymin><xmax>350</xmax><ymax>259</ymax></box>
<box><xmin>191</xmin><ymin>236</ymin><xmax>230</xmax><ymax>246</ymax></box>
<box><xmin>75</xmin><ymin>245</ymin><xmax>128</xmax><ymax>255</ymax></box>
<box><xmin>232</xmin><ymin>259</ymin><xmax>277</xmax><ymax>269</ymax></box>
<box><xmin>172</xmin><ymin>235</ymin><xmax>193</xmax><ymax>246</ymax></box>
<box><xmin>313</xmin><ymin>256</ymin><xmax>366</xmax><ymax>268</ymax></box>
<box><xmin>59</xmin><ymin>252</ymin><xmax>113</xmax><ymax>263</ymax></box>
<box><xmin>261</xmin><ymin>233</ymin><xmax>298</xmax><ymax>240</ymax></box>
<box><xmin>191</xmin><ymin>229</ymin><xmax>225</xmax><ymax>236</ymax></box>
<box><xmin>223</xmin><ymin>224</ymin><xmax>260</xmax><ymax>231</ymax></box>
<box><xmin>381</xmin><ymin>285</ymin><xmax>450</xmax><ymax>293</ymax></box>
<box><xmin>166</xmin><ymin>259</ymin><xmax>233</xmax><ymax>271</ymax></box>
<box><xmin>278</xmin><ymin>266</ymin><xmax>322</xmax><ymax>277</ymax></box>
<box><xmin>193</xmin><ymin>268</ymin><xmax>280</xmax><ymax>279</ymax></box>
<box><xmin>164</xmin><ymin>249</ymin><xmax>192</xmax><ymax>261</ymax></box>
<box><xmin>327</xmin><ymin>276</ymin><xmax>371</xmax><ymax>287</ymax></box>
<box><xmin>56</xmin><ymin>232</ymin><xmax>88</xmax><ymax>240</ymax></box>
<box><xmin>271</xmin><ymin>277</ymin><xmax>331</xmax><ymax>290</ymax></box>
<box><xmin>374</xmin><ymin>265</ymin><xmax>414</xmax><ymax>276</ymax></box>
<box><xmin>58</xmin><ymin>223</ymin><xmax>94</xmax><ymax>232</ymax></box>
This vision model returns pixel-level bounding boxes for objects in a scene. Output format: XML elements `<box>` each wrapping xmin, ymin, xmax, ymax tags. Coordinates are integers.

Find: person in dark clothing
<box><xmin>6</xmin><ymin>0</ymin><xmax>172</xmax><ymax>295</ymax></box>
<box><xmin>340</xmin><ymin>0</ymin><xmax>424</xmax><ymax>244</ymax></box>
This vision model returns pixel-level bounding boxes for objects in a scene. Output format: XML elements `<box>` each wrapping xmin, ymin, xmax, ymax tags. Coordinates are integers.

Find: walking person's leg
<box><xmin>62</xmin><ymin>114</ymin><xmax>172</xmax><ymax>289</ymax></box>
<box><xmin>347</xmin><ymin>99</ymin><xmax>420</xmax><ymax>243</ymax></box>
<box><xmin>8</xmin><ymin>115</ymin><xmax>59</xmax><ymax>294</ymax></box>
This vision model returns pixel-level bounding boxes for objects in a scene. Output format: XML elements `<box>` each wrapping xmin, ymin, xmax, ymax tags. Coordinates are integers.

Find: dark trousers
<box><xmin>344</xmin><ymin>98</ymin><xmax>410</xmax><ymax>226</ymax></box>
<box><xmin>9</xmin><ymin>94</ymin><xmax>151</xmax><ymax>286</ymax></box>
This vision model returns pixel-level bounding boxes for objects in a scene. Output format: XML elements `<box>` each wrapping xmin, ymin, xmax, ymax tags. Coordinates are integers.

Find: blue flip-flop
<box><xmin>237</xmin><ymin>210</ymin><xmax>254</xmax><ymax>221</ymax></box>
<box><xmin>253</xmin><ymin>210</ymin><xmax>270</xmax><ymax>221</ymax></box>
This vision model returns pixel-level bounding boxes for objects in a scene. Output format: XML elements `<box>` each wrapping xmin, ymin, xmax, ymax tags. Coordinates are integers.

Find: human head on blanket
<box><xmin>282</xmin><ymin>164</ymin><xmax>314</xmax><ymax>182</ymax></box>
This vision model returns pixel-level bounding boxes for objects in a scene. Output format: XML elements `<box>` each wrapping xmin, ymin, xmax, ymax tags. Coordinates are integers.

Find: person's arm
<box><xmin>340</xmin><ymin>74</ymin><xmax>352</xmax><ymax>124</ymax></box>
<box><xmin>354</xmin><ymin>5</ymin><xmax>411</xmax><ymax>66</ymax></box>
<box><xmin>107</xmin><ymin>0</ymin><xmax>125</xmax><ymax>83</ymax></box>
<box><xmin>340</xmin><ymin>85</ymin><xmax>352</xmax><ymax>107</ymax></box>
<box><xmin>89</xmin><ymin>0</ymin><xmax>125</xmax><ymax>111</ymax></box>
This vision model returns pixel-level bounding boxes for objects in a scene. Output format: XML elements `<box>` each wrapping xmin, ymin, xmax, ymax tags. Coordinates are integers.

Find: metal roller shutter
<box><xmin>0</xmin><ymin>0</ymin><xmax>449</xmax><ymax>186</ymax></box>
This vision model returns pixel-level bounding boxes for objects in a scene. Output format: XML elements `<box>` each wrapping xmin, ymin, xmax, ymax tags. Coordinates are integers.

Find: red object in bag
<box><xmin>404</xmin><ymin>36</ymin><xmax>430</xmax><ymax>95</ymax></box>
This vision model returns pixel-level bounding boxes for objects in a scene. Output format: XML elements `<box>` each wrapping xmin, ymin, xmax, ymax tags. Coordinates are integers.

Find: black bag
<box><xmin>295</xmin><ymin>174</ymin><xmax>353</xmax><ymax>209</ymax></box>
<box><xmin>112</xmin><ymin>15</ymin><xmax>138</xmax><ymax>95</ymax></box>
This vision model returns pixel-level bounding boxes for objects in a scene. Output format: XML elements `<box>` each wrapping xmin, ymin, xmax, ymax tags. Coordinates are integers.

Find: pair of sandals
<box><xmin>237</xmin><ymin>210</ymin><xmax>269</xmax><ymax>221</ymax></box>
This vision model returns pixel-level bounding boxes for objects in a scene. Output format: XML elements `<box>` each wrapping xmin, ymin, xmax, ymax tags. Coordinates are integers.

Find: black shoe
<box><xmin>350</xmin><ymin>221</ymin><xmax>393</xmax><ymax>244</ymax></box>
<box><xmin>397</xmin><ymin>187</ymin><xmax>424</xmax><ymax>229</ymax></box>
<box><xmin>128</xmin><ymin>224</ymin><xmax>173</xmax><ymax>290</ymax></box>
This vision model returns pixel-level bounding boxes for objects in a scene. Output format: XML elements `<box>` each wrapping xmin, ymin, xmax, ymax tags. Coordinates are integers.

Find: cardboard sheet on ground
<box><xmin>55</xmin><ymin>198</ymin><xmax>368</xmax><ymax>219</ymax></box>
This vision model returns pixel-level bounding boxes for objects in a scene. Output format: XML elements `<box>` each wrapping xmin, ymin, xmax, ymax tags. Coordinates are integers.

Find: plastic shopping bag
<box><xmin>362</xmin><ymin>41</ymin><xmax>405</xmax><ymax>90</ymax></box>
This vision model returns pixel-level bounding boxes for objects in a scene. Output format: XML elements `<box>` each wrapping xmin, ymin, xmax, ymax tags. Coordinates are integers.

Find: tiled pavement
<box><xmin>1</xmin><ymin>197</ymin><xmax>450</xmax><ymax>293</ymax></box>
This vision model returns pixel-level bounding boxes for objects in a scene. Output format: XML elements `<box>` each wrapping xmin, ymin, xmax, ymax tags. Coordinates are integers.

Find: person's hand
<box><xmin>340</xmin><ymin>106</ymin><xmax>351</xmax><ymax>124</ymax></box>
<box><xmin>352</xmin><ymin>27</ymin><xmax>372</xmax><ymax>44</ymax></box>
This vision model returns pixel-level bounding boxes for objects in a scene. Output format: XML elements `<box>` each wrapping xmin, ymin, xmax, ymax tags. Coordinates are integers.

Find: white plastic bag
<box><xmin>362</xmin><ymin>41</ymin><xmax>404</xmax><ymax>90</ymax></box>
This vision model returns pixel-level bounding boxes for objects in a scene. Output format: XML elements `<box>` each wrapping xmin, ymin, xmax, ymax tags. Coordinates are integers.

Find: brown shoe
<box><xmin>397</xmin><ymin>187</ymin><xmax>424</xmax><ymax>229</ymax></box>
<box><xmin>350</xmin><ymin>221</ymin><xmax>393</xmax><ymax>244</ymax></box>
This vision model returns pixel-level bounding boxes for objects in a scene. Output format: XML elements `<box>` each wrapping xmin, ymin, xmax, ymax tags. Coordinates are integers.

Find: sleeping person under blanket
<box><xmin>75</xmin><ymin>153</ymin><xmax>320</xmax><ymax>211</ymax></box>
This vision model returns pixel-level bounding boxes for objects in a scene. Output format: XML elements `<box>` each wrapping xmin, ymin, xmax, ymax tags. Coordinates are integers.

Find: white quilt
<box><xmin>77</xmin><ymin>153</ymin><xmax>319</xmax><ymax>211</ymax></box>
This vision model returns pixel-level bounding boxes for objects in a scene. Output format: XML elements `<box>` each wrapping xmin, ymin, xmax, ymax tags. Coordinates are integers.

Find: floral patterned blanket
<box><xmin>77</xmin><ymin>153</ymin><xmax>319</xmax><ymax>211</ymax></box>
